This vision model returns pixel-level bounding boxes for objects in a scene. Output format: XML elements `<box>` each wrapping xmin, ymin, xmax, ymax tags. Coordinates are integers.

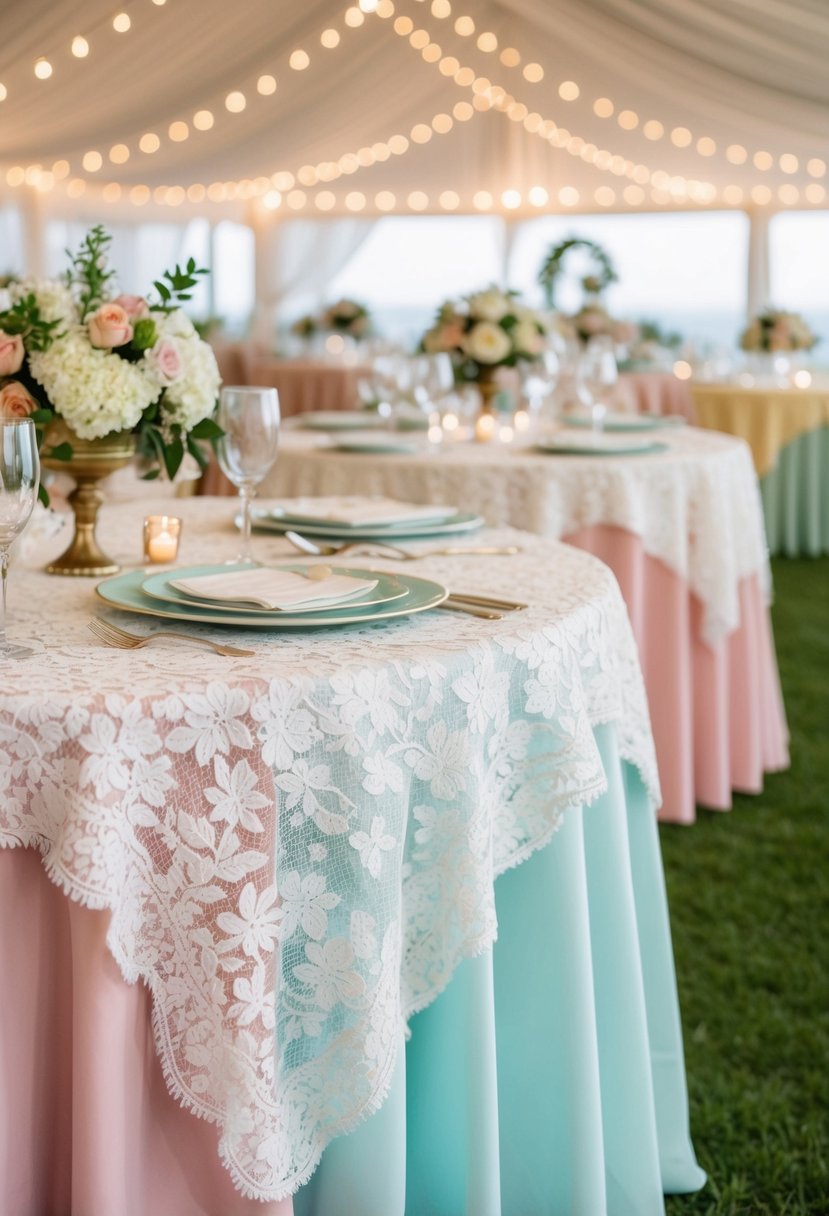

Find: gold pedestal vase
<box><xmin>41</xmin><ymin>421</ymin><xmax>137</xmax><ymax>576</ymax></box>
<box><xmin>475</xmin><ymin>366</ymin><xmax>499</xmax><ymax>416</ymax></box>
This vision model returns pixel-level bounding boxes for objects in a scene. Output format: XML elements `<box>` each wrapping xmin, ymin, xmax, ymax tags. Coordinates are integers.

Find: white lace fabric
<box><xmin>1</xmin><ymin>501</ymin><xmax>658</xmax><ymax>1200</ymax></box>
<box><xmin>269</xmin><ymin>426</ymin><xmax>770</xmax><ymax>645</ymax></box>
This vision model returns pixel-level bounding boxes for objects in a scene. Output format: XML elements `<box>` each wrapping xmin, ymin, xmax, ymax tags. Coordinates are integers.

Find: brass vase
<box><xmin>475</xmin><ymin>367</ymin><xmax>499</xmax><ymax>416</ymax></box>
<box><xmin>41</xmin><ymin>421</ymin><xmax>137</xmax><ymax>576</ymax></box>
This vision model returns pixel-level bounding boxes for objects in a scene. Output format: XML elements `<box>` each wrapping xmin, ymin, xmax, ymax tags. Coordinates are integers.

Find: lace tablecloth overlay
<box><xmin>269</xmin><ymin>426</ymin><xmax>769</xmax><ymax>644</ymax></box>
<box><xmin>1</xmin><ymin>501</ymin><xmax>658</xmax><ymax>1200</ymax></box>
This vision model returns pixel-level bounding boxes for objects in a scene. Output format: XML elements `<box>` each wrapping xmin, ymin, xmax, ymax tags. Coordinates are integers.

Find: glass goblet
<box><xmin>0</xmin><ymin>417</ymin><xmax>40</xmax><ymax>659</ymax></box>
<box><xmin>216</xmin><ymin>386</ymin><xmax>280</xmax><ymax>564</ymax></box>
<box><xmin>579</xmin><ymin>337</ymin><xmax>619</xmax><ymax>435</ymax></box>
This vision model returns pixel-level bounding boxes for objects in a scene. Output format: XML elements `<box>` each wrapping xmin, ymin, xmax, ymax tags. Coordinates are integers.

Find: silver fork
<box><xmin>284</xmin><ymin>530</ymin><xmax>522</xmax><ymax>561</ymax></box>
<box><xmin>88</xmin><ymin>617</ymin><xmax>255</xmax><ymax>657</ymax></box>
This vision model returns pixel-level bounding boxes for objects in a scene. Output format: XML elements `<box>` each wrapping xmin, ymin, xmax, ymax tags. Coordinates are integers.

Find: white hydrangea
<box><xmin>154</xmin><ymin>310</ymin><xmax>220</xmax><ymax>431</ymax></box>
<box><xmin>11</xmin><ymin>277</ymin><xmax>79</xmax><ymax>326</ymax></box>
<box><xmin>29</xmin><ymin>327</ymin><xmax>158</xmax><ymax>439</ymax></box>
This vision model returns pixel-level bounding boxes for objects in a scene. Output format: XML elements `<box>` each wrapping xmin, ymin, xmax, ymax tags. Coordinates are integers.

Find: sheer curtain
<box><xmin>252</xmin><ymin>217</ymin><xmax>375</xmax><ymax>344</ymax></box>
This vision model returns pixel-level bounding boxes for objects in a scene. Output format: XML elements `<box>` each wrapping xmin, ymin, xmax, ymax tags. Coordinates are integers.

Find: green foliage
<box><xmin>152</xmin><ymin>256</ymin><xmax>208</xmax><ymax>313</ymax></box>
<box><xmin>638</xmin><ymin>318</ymin><xmax>684</xmax><ymax>349</ymax></box>
<box><xmin>538</xmin><ymin>237</ymin><xmax>617</xmax><ymax>308</ymax></box>
<box><xmin>65</xmin><ymin>224</ymin><xmax>116</xmax><ymax>319</ymax></box>
<box><xmin>0</xmin><ymin>293</ymin><xmax>63</xmax><ymax>351</ymax></box>
<box><xmin>664</xmin><ymin>557</ymin><xmax>829</xmax><ymax>1216</ymax></box>
<box><xmin>131</xmin><ymin>317</ymin><xmax>158</xmax><ymax>351</ymax></box>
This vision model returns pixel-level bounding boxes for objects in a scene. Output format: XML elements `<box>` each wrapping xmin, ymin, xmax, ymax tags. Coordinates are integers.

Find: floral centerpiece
<box><xmin>319</xmin><ymin>298</ymin><xmax>371</xmax><ymax>338</ymax></box>
<box><xmin>560</xmin><ymin>302</ymin><xmax>638</xmax><ymax>348</ymax></box>
<box><xmin>739</xmin><ymin>309</ymin><xmax>818</xmax><ymax>353</ymax></box>
<box><xmin>420</xmin><ymin>287</ymin><xmax>550</xmax><ymax>413</ymax></box>
<box><xmin>0</xmin><ymin>225</ymin><xmax>221</xmax><ymax>573</ymax></box>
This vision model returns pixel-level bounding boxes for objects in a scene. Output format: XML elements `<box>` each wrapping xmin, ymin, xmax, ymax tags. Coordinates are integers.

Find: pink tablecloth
<box><xmin>566</xmin><ymin>524</ymin><xmax>788</xmax><ymax>824</ymax></box>
<box><xmin>200</xmin><ymin>358</ymin><xmax>369</xmax><ymax>494</ymax></box>
<box><xmin>0</xmin><ymin>848</ymin><xmax>293</xmax><ymax>1216</ymax></box>
<box><xmin>617</xmin><ymin>372</ymin><xmax>696</xmax><ymax>420</ymax></box>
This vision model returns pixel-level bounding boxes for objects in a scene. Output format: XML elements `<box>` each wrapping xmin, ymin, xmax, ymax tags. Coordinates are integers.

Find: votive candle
<box><xmin>143</xmin><ymin>514</ymin><xmax>181</xmax><ymax>564</ymax></box>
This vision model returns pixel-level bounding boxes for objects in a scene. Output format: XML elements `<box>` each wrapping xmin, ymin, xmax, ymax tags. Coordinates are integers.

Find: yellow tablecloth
<box><xmin>692</xmin><ymin>384</ymin><xmax>829</xmax><ymax>477</ymax></box>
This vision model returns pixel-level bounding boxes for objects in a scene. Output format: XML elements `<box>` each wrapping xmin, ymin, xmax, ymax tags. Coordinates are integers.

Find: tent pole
<box><xmin>746</xmin><ymin>208</ymin><xmax>771</xmax><ymax>318</ymax></box>
<box><xmin>250</xmin><ymin>207</ymin><xmax>279</xmax><ymax>349</ymax></box>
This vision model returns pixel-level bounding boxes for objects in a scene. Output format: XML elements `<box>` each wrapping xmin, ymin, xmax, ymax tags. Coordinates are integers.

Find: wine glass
<box><xmin>519</xmin><ymin>348</ymin><xmax>560</xmax><ymax>427</ymax></box>
<box><xmin>216</xmin><ymin>386</ymin><xmax>280</xmax><ymax>564</ymax></box>
<box><xmin>579</xmin><ymin>336</ymin><xmax>618</xmax><ymax>434</ymax></box>
<box><xmin>0</xmin><ymin>418</ymin><xmax>40</xmax><ymax>659</ymax></box>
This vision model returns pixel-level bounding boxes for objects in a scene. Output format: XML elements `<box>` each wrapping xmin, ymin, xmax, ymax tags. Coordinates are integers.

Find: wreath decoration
<box><xmin>538</xmin><ymin>237</ymin><xmax>617</xmax><ymax>308</ymax></box>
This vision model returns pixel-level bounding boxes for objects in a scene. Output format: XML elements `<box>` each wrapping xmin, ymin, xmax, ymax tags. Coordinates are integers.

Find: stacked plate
<box><xmin>249</xmin><ymin>496</ymin><xmax>485</xmax><ymax>541</ymax></box>
<box><xmin>96</xmin><ymin>562</ymin><xmax>448</xmax><ymax>629</ymax></box>
<box><xmin>294</xmin><ymin>411</ymin><xmax>387</xmax><ymax>431</ymax></box>
<box><xmin>534</xmin><ymin>432</ymin><xmax>669</xmax><ymax>457</ymax></box>
<box><xmin>561</xmin><ymin>412</ymin><xmax>686</xmax><ymax>432</ymax></box>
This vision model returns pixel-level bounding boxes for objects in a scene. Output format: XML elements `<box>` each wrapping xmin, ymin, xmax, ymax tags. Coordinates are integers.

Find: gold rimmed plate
<box><xmin>141</xmin><ymin>563</ymin><xmax>410</xmax><ymax>615</ymax></box>
<box><xmin>96</xmin><ymin>568</ymin><xmax>448</xmax><ymax>628</ymax></box>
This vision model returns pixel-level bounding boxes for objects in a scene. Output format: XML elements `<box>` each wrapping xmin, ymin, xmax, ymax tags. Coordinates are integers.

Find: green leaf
<box><xmin>30</xmin><ymin>409</ymin><xmax>53</xmax><ymax>424</ymax></box>
<box><xmin>140</xmin><ymin>467</ymin><xmax>161</xmax><ymax>480</ymax></box>
<box><xmin>38</xmin><ymin>483</ymin><xmax>50</xmax><ymax>507</ymax></box>
<box><xmin>189</xmin><ymin>417</ymin><xmax>223</xmax><ymax>439</ymax></box>
<box><xmin>163</xmin><ymin>437</ymin><xmax>184</xmax><ymax>480</ymax></box>
<box><xmin>44</xmin><ymin>441</ymin><xmax>73</xmax><ymax>461</ymax></box>
<box><xmin>186</xmin><ymin>434</ymin><xmax>210</xmax><ymax>470</ymax></box>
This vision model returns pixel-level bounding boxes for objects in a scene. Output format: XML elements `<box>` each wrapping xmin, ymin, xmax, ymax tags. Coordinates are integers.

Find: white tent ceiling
<box><xmin>1</xmin><ymin>0</ymin><xmax>828</xmax><ymax>219</ymax></box>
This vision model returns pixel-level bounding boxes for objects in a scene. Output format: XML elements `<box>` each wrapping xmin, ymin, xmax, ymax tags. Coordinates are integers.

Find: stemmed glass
<box><xmin>579</xmin><ymin>336</ymin><xmax>618</xmax><ymax>434</ymax></box>
<box><xmin>216</xmin><ymin>386</ymin><xmax>280</xmax><ymax>564</ymax></box>
<box><xmin>519</xmin><ymin>348</ymin><xmax>560</xmax><ymax>427</ymax></box>
<box><xmin>0</xmin><ymin>418</ymin><xmax>40</xmax><ymax>659</ymax></box>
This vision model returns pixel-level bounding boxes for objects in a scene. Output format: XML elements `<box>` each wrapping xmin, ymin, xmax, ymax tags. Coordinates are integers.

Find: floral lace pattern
<box><xmin>270</xmin><ymin>426</ymin><xmax>769</xmax><ymax>644</ymax></box>
<box><xmin>2</xmin><ymin>502</ymin><xmax>657</xmax><ymax>1200</ymax></box>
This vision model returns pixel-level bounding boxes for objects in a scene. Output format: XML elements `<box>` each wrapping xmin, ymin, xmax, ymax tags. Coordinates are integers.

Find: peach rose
<box><xmin>88</xmin><ymin>303</ymin><xmax>133</xmax><ymax>349</ymax></box>
<box><xmin>146</xmin><ymin>338</ymin><xmax>183</xmax><ymax>386</ymax></box>
<box><xmin>0</xmin><ymin>381</ymin><xmax>37</xmax><ymax>418</ymax></box>
<box><xmin>114</xmin><ymin>294</ymin><xmax>150</xmax><ymax>320</ymax></box>
<box><xmin>0</xmin><ymin>330</ymin><xmax>25</xmax><ymax>376</ymax></box>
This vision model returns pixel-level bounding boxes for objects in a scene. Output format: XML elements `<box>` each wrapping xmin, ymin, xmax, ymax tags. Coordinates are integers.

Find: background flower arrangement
<box><xmin>420</xmin><ymin>287</ymin><xmax>550</xmax><ymax>381</ymax></box>
<box><xmin>560</xmin><ymin>302</ymin><xmax>639</xmax><ymax>348</ymax></box>
<box><xmin>0</xmin><ymin>225</ymin><xmax>221</xmax><ymax>500</ymax></box>
<box><xmin>739</xmin><ymin>308</ymin><xmax>818</xmax><ymax>354</ymax></box>
<box><xmin>319</xmin><ymin>298</ymin><xmax>371</xmax><ymax>338</ymax></box>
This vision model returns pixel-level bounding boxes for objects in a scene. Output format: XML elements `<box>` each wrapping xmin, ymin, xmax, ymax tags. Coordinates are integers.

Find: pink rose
<box><xmin>88</xmin><ymin>303</ymin><xmax>133</xmax><ymax>349</ymax></box>
<box><xmin>0</xmin><ymin>380</ymin><xmax>37</xmax><ymax>418</ymax></box>
<box><xmin>114</xmin><ymin>294</ymin><xmax>150</xmax><ymax>320</ymax></box>
<box><xmin>0</xmin><ymin>330</ymin><xmax>25</xmax><ymax>376</ymax></box>
<box><xmin>147</xmin><ymin>338</ymin><xmax>183</xmax><ymax>386</ymax></box>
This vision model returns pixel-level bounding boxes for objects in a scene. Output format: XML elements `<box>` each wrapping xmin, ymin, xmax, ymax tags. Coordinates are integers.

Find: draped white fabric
<box><xmin>0</xmin><ymin>0</ymin><xmax>827</xmax><ymax>219</ymax></box>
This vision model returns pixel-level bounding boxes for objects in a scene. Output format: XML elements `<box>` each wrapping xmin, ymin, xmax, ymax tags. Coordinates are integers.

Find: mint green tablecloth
<box><xmin>295</xmin><ymin>724</ymin><xmax>706</xmax><ymax>1216</ymax></box>
<box><xmin>760</xmin><ymin>425</ymin><xmax>829</xmax><ymax>556</ymax></box>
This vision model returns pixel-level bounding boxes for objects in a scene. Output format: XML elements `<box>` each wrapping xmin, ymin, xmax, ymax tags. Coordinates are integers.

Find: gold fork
<box><xmin>88</xmin><ymin>617</ymin><xmax>255</xmax><ymax>657</ymax></box>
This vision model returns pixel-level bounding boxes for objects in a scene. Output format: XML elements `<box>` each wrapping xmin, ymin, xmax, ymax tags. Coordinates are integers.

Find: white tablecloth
<box><xmin>1</xmin><ymin>500</ymin><xmax>658</xmax><ymax>1201</ymax></box>
<box><xmin>264</xmin><ymin>427</ymin><xmax>769</xmax><ymax>645</ymax></box>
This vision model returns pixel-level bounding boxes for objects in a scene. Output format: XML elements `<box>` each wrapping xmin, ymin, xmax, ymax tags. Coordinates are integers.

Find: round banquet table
<box><xmin>263</xmin><ymin>426</ymin><xmax>789</xmax><ymax>825</ymax></box>
<box><xmin>692</xmin><ymin>382</ymin><xmax>829</xmax><ymax>556</ymax></box>
<box><xmin>0</xmin><ymin>500</ymin><xmax>704</xmax><ymax>1215</ymax></box>
<box><xmin>616</xmin><ymin>370</ymin><xmax>696</xmax><ymax>421</ymax></box>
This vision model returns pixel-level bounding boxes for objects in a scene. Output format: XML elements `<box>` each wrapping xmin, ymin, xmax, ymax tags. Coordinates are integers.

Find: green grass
<box><xmin>663</xmin><ymin>558</ymin><xmax>829</xmax><ymax>1216</ymax></box>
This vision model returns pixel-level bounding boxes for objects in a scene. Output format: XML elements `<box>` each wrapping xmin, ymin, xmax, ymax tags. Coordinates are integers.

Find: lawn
<box><xmin>663</xmin><ymin>558</ymin><xmax>829</xmax><ymax>1216</ymax></box>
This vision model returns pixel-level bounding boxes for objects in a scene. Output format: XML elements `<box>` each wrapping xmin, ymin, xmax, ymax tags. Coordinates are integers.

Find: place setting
<box><xmin>247</xmin><ymin>494</ymin><xmax>488</xmax><ymax>541</ymax></box>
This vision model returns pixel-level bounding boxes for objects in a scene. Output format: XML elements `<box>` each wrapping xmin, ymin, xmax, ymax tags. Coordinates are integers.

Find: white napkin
<box><xmin>270</xmin><ymin>496</ymin><xmax>456</xmax><ymax>527</ymax></box>
<box><xmin>544</xmin><ymin>432</ymin><xmax>654</xmax><ymax>453</ymax></box>
<box><xmin>171</xmin><ymin>567</ymin><xmax>378</xmax><ymax>610</ymax></box>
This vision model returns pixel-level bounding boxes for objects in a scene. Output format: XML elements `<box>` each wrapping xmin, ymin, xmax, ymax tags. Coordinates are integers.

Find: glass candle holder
<box><xmin>143</xmin><ymin>515</ymin><xmax>181</xmax><ymax>564</ymax></box>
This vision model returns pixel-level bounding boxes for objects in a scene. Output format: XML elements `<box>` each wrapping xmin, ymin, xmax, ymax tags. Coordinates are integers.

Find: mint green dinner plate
<box><xmin>562</xmin><ymin>413</ymin><xmax>686</xmax><ymax>432</ymax></box>
<box><xmin>249</xmin><ymin>510</ymin><xmax>485</xmax><ymax>541</ymax></box>
<box><xmin>141</xmin><ymin>564</ymin><xmax>408</xmax><ymax>615</ymax></box>
<box><xmin>96</xmin><ymin>568</ymin><xmax>447</xmax><ymax>628</ymax></box>
<box><xmin>328</xmin><ymin>438</ymin><xmax>419</xmax><ymax>455</ymax></box>
<box><xmin>297</xmin><ymin>411</ymin><xmax>386</xmax><ymax>431</ymax></box>
<box><xmin>533</xmin><ymin>439</ymin><xmax>669</xmax><ymax>457</ymax></box>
